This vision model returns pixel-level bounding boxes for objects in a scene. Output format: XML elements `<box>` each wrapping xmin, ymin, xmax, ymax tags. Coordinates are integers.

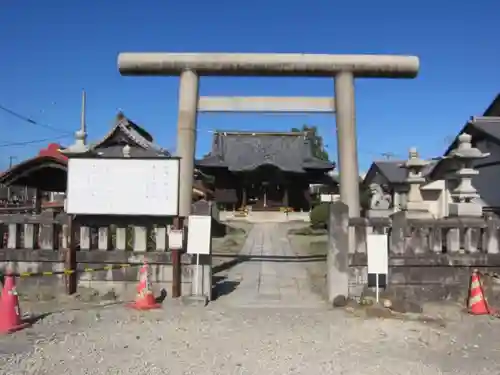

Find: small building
<box><xmin>416</xmin><ymin>93</ymin><xmax>500</xmax><ymax>216</ymax></box>
<box><xmin>196</xmin><ymin>131</ymin><xmax>335</xmax><ymax>211</ymax></box>
<box><xmin>0</xmin><ymin>143</ymin><xmax>68</xmax><ymax>193</ymax></box>
<box><xmin>0</xmin><ymin>143</ymin><xmax>66</xmax><ymax>210</ymax></box>
<box><xmin>362</xmin><ymin>159</ymin><xmax>445</xmax><ymax>216</ymax></box>
<box><xmin>362</xmin><ymin>160</ymin><xmax>408</xmax><ymax>211</ymax></box>
<box><xmin>0</xmin><ymin>113</ymin><xmax>213</xmax><ymax>207</ymax></box>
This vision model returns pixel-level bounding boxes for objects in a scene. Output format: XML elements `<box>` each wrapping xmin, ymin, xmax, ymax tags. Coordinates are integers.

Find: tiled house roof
<box><xmin>363</xmin><ymin>159</ymin><xmax>437</xmax><ymax>186</ymax></box>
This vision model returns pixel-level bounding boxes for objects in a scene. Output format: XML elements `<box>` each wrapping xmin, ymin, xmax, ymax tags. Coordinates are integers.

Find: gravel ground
<box><xmin>1</xmin><ymin>302</ymin><xmax>499</xmax><ymax>375</ymax></box>
<box><xmin>2</xmin><ymin>222</ymin><xmax>499</xmax><ymax>374</ymax></box>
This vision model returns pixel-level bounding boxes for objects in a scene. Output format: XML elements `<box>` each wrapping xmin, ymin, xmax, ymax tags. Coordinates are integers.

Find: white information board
<box><xmin>66</xmin><ymin>158</ymin><xmax>180</xmax><ymax>216</ymax></box>
<box><xmin>187</xmin><ymin>215</ymin><xmax>212</xmax><ymax>255</ymax></box>
<box><xmin>169</xmin><ymin>230</ymin><xmax>184</xmax><ymax>250</ymax></box>
<box><xmin>367</xmin><ymin>234</ymin><xmax>388</xmax><ymax>275</ymax></box>
<box><xmin>320</xmin><ymin>194</ymin><xmax>340</xmax><ymax>203</ymax></box>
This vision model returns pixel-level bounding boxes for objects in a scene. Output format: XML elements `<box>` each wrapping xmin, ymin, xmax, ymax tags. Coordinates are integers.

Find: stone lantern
<box><xmin>401</xmin><ymin>147</ymin><xmax>432</xmax><ymax>218</ymax></box>
<box><xmin>448</xmin><ymin>133</ymin><xmax>489</xmax><ymax>217</ymax></box>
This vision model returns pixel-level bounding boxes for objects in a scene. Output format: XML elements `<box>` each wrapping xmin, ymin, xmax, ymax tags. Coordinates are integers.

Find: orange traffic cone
<box><xmin>467</xmin><ymin>270</ymin><xmax>490</xmax><ymax>315</ymax></box>
<box><xmin>0</xmin><ymin>275</ymin><xmax>31</xmax><ymax>334</ymax></box>
<box><xmin>127</xmin><ymin>261</ymin><xmax>161</xmax><ymax>310</ymax></box>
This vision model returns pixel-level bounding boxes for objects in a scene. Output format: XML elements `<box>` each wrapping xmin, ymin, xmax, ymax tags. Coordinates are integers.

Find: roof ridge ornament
<box><xmin>122</xmin><ymin>144</ymin><xmax>131</xmax><ymax>158</ymax></box>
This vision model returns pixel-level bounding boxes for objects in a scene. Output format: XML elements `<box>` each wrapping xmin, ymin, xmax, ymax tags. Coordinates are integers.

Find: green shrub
<box><xmin>309</xmin><ymin>203</ymin><xmax>330</xmax><ymax>229</ymax></box>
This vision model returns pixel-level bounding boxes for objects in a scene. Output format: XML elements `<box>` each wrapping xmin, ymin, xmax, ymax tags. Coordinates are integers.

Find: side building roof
<box><xmin>430</xmin><ymin>116</ymin><xmax>500</xmax><ymax>180</ymax></box>
<box><xmin>483</xmin><ymin>94</ymin><xmax>500</xmax><ymax>117</ymax></box>
<box><xmin>363</xmin><ymin>159</ymin><xmax>437</xmax><ymax>186</ymax></box>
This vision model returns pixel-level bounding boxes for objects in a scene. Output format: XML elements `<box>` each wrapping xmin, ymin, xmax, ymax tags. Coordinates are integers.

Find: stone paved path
<box><xmin>216</xmin><ymin>223</ymin><xmax>327</xmax><ymax>308</ymax></box>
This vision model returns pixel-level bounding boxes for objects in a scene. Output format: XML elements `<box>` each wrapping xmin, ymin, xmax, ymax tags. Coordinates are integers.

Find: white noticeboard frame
<box><xmin>187</xmin><ymin>215</ymin><xmax>212</xmax><ymax>296</ymax></box>
<box><xmin>367</xmin><ymin>233</ymin><xmax>389</xmax><ymax>304</ymax></box>
<box><xmin>66</xmin><ymin>158</ymin><xmax>180</xmax><ymax>216</ymax></box>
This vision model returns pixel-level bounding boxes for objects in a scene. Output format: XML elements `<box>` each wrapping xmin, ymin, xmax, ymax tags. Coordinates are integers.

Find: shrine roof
<box><xmin>196</xmin><ymin>130</ymin><xmax>334</xmax><ymax>173</ymax></box>
<box><xmin>78</xmin><ymin>112</ymin><xmax>170</xmax><ymax>157</ymax></box>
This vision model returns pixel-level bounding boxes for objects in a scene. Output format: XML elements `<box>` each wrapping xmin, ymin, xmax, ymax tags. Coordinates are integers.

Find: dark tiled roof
<box><xmin>468</xmin><ymin>117</ymin><xmax>500</xmax><ymax>143</ymax></box>
<box><xmin>443</xmin><ymin>117</ymin><xmax>500</xmax><ymax>157</ymax></box>
<box><xmin>89</xmin><ymin>113</ymin><xmax>170</xmax><ymax>157</ymax></box>
<box><xmin>197</xmin><ymin>131</ymin><xmax>334</xmax><ymax>173</ymax></box>
<box><xmin>483</xmin><ymin>94</ymin><xmax>500</xmax><ymax>116</ymax></box>
<box><xmin>429</xmin><ymin>94</ymin><xmax>500</xmax><ymax>182</ymax></box>
<box><xmin>373</xmin><ymin>160</ymin><xmax>407</xmax><ymax>184</ymax></box>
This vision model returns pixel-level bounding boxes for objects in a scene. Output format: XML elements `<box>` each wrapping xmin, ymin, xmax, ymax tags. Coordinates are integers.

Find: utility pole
<box><xmin>8</xmin><ymin>156</ymin><xmax>16</xmax><ymax>168</ymax></box>
<box><xmin>7</xmin><ymin>156</ymin><xmax>17</xmax><ymax>202</ymax></box>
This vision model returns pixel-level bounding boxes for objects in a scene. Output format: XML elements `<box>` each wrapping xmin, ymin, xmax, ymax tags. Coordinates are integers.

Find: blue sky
<box><xmin>0</xmin><ymin>0</ymin><xmax>498</xmax><ymax>172</ymax></box>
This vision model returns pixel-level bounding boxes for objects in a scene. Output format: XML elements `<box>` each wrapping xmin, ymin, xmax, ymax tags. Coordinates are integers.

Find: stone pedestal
<box><xmin>366</xmin><ymin>209</ymin><xmax>393</xmax><ymax>219</ymax></box>
<box><xmin>405</xmin><ymin>201</ymin><xmax>433</xmax><ymax>219</ymax></box>
<box><xmin>181</xmin><ymin>294</ymin><xmax>209</xmax><ymax>307</ymax></box>
<box><xmin>448</xmin><ymin>203</ymin><xmax>483</xmax><ymax>217</ymax></box>
<box><xmin>187</xmin><ymin>254</ymin><xmax>212</xmax><ymax>306</ymax></box>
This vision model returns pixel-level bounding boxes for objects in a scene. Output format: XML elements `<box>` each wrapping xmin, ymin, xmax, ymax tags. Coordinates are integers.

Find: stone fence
<box><xmin>328</xmin><ymin>202</ymin><xmax>500</xmax><ymax>304</ymax></box>
<box><xmin>0</xmin><ymin>200</ymin><xmax>218</xmax><ymax>300</ymax></box>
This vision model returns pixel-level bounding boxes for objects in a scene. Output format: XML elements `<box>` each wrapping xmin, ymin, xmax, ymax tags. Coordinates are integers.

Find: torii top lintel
<box><xmin>117</xmin><ymin>53</ymin><xmax>420</xmax><ymax>78</ymax></box>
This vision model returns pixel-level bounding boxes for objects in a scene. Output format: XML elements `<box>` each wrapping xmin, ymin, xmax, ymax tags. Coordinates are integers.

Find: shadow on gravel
<box><xmin>212</xmin><ymin>275</ymin><xmax>240</xmax><ymax>300</ymax></box>
<box><xmin>27</xmin><ymin>301</ymin><xmax>126</xmax><ymax>318</ymax></box>
<box><xmin>212</xmin><ymin>254</ymin><xmax>326</xmax><ymax>274</ymax></box>
<box><xmin>24</xmin><ymin>311</ymin><xmax>52</xmax><ymax>325</ymax></box>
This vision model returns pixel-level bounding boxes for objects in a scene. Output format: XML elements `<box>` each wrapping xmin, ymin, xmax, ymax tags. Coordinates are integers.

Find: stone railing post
<box><xmin>390</xmin><ymin>211</ymin><xmax>407</xmax><ymax>255</ymax></box>
<box><xmin>484</xmin><ymin>214</ymin><xmax>500</xmax><ymax>254</ymax></box>
<box><xmin>327</xmin><ymin>201</ymin><xmax>349</xmax><ymax>303</ymax></box>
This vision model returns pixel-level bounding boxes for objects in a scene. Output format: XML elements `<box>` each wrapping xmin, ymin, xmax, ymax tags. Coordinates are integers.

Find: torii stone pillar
<box><xmin>117</xmin><ymin>53</ymin><xmax>420</xmax><ymax>218</ymax></box>
<box><xmin>176</xmin><ymin>70</ymin><xmax>199</xmax><ymax>217</ymax></box>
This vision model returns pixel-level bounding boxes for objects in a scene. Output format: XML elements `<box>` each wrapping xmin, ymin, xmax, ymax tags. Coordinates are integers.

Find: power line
<box><xmin>0</xmin><ymin>104</ymin><xmax>73</xmax><ymax>135</ymax></box>
<box><xmin>0</xmin><ymin>134</ymin><xmax>72</xmax><ymax>148</ymax></box>
<box><xmin>381</xmin><ymin>152</ymin><xmax>396</xmax><ymax>160</ymax></box>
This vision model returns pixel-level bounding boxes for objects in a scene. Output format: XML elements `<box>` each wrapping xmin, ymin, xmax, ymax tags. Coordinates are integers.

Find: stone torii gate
<box><xmin>118</xmin><ymin>53</ymin><xmax>420</xmax><ymax>219</ymax></box>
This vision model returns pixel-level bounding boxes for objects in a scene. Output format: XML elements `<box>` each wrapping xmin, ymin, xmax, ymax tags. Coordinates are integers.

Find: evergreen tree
<box><xmin>291</xmin><ymin>125</ymin><xmax>329</xmax><ymax>161</ymax></box>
